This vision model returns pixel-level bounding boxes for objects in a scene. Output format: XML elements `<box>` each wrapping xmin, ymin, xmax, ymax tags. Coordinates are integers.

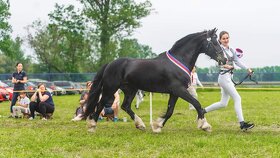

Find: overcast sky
<box><xmin>9</xmin><ymin>0</ymin><xmax>280</xmax><ymax>68</ymax></box>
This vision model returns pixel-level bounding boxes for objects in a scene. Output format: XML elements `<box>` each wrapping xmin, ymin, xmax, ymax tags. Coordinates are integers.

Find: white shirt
<box><xmin>220</xmin><ymin>45</ymin><xmax>247</xmax><ymax>70</ymax></box>
<box><xmin>191</xmin><ymin>72</ymin><xmax>203</xmax><ymax>87</ymax></box>
<box><xmin>19</xmin><ymin>96</ymin><xmax>30</xmax><ymax>107</ymax></box>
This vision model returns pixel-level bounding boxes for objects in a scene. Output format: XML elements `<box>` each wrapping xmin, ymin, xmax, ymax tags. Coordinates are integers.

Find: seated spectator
<box><xmin>72</xmin><ymin>81</ymin><xmax>92</xmax><ymax>121</ymax></box>
<box><xmin>86</xmin><ymin>81</ymin><xmax>92</xmax><ymax>91</ymax></box>
<box><xmin>188</xmin><ymin>66</ymin><xmax>203</xmax><ymax>110</ymax></box>
<box><xmin>29</xmin><ymin>83</ymin><xmax>55</xmax><ymax>120</ymax></box>
<box><xmin>12</xmin><ymin>91</ymin><xmax>30</xmax><ymax>118</ymax></box>
<box><xmin>100</xmin><ymin>91</ymin><xmax>120</xmax><ymax>122</ymax></box>
<box><xmin>72</xmin><ymin>92</ymin><xmax>88</xmax><ymax>121</ymax></box>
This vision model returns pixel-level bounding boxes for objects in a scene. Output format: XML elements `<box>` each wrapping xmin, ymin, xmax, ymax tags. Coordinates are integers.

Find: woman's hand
<box><xmin>248</xmin><ymin>68</ymin><xmax>253</xmax><ymax>75</ymax></box>
<box><xmin>223</xmin><ymin>64</ymin><xmax>234</xmax><ymax>69</ymax></box>
<box><xmin>36</xmin><ymin>89</ymin><xmax>41</xmax><ymax>93</ymax></box>
<box><xmin>12</xmin><ymin>78</ymin><xmax>17</xmax><ymax>84</ymax></box>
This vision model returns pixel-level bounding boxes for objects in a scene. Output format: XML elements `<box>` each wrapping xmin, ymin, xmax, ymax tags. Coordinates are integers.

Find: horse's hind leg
<box><xmin>121</xmin><ymin>88</ymin><xmax>146</xmax><ymax>130</ymax></box>
<box><xmin>152</xmin><ymin>94</ymin><xmax>178</xmax><ymax>133</ymax></box>
<box><xmin>87</xmin><ymin>91</ymin><xmax>116</xmax><ymax>133</ymax></box>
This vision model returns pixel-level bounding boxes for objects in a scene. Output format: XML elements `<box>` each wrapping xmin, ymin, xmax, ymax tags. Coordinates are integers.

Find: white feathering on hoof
<box><xmin>151</xmin><ymin>118</ymin><xmax>165</xmax><ymax>133</ymax></box>
<box><xmin>197</xmin><ymin>118</ymin><xmax>212</xmax><ymax>132</ymax></box>
<box><xmin>201</xmin><ymin>121</ymin><xmax>212</xmax><ymax>132</ymax></box>
<box><xmin>87</xmin><ymin>118</ymin><xmax>97</xmax><ymax>133</ymax></box>
<box><xmin>134</xmin><ymin>114</ymin><xmax>146</xmax><ymax>130</ymax></box>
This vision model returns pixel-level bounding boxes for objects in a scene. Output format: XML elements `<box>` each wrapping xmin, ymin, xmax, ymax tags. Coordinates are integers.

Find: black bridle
<box><xmin>205</xmin><ymin>32</ymin><xmax>224</xmax><ymax>65</ymax></box>
<box><xmin>220</xmin><ymin>68</ymin><xmax>258</xmax><ymax>86</ymax></box>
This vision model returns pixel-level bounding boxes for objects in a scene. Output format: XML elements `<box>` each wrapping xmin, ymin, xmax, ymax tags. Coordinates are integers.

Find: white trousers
<box><xmin>205</xmin><ymin>73</ymin><xmax>244</xmax><ymax>122</ymax></box>
<box><xmin>12</xmin><ymin>106</ymin><xmax>30</xmax><ymax>117</ymax></box>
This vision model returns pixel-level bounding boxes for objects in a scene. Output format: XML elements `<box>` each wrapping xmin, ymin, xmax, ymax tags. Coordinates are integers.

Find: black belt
<box><xmin>220</xmin><ymin>69</ymin><xmax>233</xmax><ymax>75</ymax></box>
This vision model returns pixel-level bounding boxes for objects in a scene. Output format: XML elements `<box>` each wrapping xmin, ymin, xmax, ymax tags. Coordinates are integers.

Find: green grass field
<box><xmin>0</xmin><ymin>90</ymin><xmax>280</xmax><ymax>157</ymax></box>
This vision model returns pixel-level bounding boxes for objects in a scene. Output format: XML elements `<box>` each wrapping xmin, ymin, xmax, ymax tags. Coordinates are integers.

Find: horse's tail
<box><xmin>84</xmin><ymin>63</ymin><xmax>108</xmax><ymax>118</ymax></box>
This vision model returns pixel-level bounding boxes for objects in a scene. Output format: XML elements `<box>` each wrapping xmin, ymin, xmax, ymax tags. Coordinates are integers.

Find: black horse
<box><xmin>85</xmin><ymin>28</ymin><xmax>227</xmax><ymax>133</ymax></box>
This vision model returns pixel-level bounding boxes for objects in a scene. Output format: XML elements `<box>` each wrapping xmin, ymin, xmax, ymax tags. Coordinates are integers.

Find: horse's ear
<box><xmin>208</xmin><ymin>28</ymin><xmax>218</xmax><ymax>37</ymax></box>
<box><xmin>214</xmin><ymin>28</ymin><xmax>218</xmax><ymax>33</ymax></box>
<box><xmin>211</xmin><ymin>28</ymin><xmax>217</xmax><ymax>35</ymax></box>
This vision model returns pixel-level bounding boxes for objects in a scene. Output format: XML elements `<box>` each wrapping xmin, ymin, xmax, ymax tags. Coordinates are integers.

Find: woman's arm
<box><xmin>30</xmin><ymin>91</ymin><xmax>37</xmax><ymax>102</ymax></box>
<box><xmin>12</xmin><ymin>77</ymin><xmax>17</xmax><ymax>84</ymax></box>
<box><xmin>233</xmin><ymin>50</ymin><xmax>247</xmax><ymax>69</ymax></box>
<box><xmin>38</xmin><ymin>92</ymin><xmax>49</xmax><ymax>102</ymax></box>
<box><xmin>18</xmin><ymin>76</ymin><xmax>27</xmax><ymax>84</ymax></box>
<box><xmin>233</xmin><ymin>50</ymin><xmax>252</xmax><ymax>73</ymax></box>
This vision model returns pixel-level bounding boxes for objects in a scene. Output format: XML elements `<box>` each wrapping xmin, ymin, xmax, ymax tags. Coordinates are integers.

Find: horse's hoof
<box><xmin>202</xmin><ymin>126</ymin><xmax>212</xmax><ymax>132</ymax></box>
<box><xmin>87</xmin><ymin>119</ymin><xmax>97</xmax><ymax>132</ymax></box>
<box><xmin>197</xmin><ymin>118</ymin><xmax>204</xmax><ymax>129</ymax></box>
<box><xmin>152</xmin><ymin>127</ymin><xmax>161</xmax><ymax>133</ymax></box>
<box><xmin>151</xmin><ymin>121</ymin><xmax>162</xmax><ymax>133</ymax></box>
<box><xmin>201</xmin><ymin>123</ymin><xmax>212</xmax><ymax>132</ymax></box>
<box><xmin>88</xmin><ymin>127</ymin><xmax>96</xmax><ymax>133</ymax></box>
<box><xmin>197</xmin><ymin>118</ymin><xmax>212</xmax><ymax>132</ymax></box>
<box><xmin>136</xmin><ymin>125</ymin><xmax>146</xmax><ymax>131</ymax></box>
<box><xmin>134</xmin><ymin>114</ymin><xmax>146</xmax><ymax>131</ymax></box>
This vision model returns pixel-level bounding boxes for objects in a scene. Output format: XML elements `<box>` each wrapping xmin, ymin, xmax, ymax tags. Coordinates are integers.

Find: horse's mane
<box><xmin>171</xmin><ymin>30</ymin><xmax>207</xmax><ymax>50</ymax></box>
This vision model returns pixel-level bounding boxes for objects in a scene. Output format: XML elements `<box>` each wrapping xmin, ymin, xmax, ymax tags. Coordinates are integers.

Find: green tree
<box><xmin>118</xmin><ymin>38</ymin><xmax>156</xmax><ymax>59</ymax></box>
<box><xmin>79</xmin><ymin>0</ymin><xmax>152</xmax><ymax>67</ymax></box>
<box><xmin>0</xmin><ymin>0</ymin><xmax>11</xmax><ymax>54</ymax></box>
<box><xmin>26</xmin><ymin>4</ymin><xmax>94</xmax><ymax>73</ymax></box>
<box><xmin>0</xmin><ymin>37</ymin><xmax>31</xmax><ymax>73</ymax></box>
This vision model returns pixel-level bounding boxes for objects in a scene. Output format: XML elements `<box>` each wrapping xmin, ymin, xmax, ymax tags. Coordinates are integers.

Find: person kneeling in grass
<box><xmin>72</xmin><ymin>92</ymin><xmax>88</xmax><ymax>121</ymax></box>
<box><xmin>99</xmin><ymin>91</ymin><xmax>120</xmax><ymax>122</ymax></box>
<box><xmin>29</xmin><ymin>83</ymin><xmax>55</xmax><ymax>120</ymax></box>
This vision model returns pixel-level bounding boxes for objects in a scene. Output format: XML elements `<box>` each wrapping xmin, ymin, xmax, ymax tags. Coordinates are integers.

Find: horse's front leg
<box><xmin>177</xmin><ymin>88</ymin><xmax>212</xmax><ymax>132</ymax></box>
<box><xmin>152</xmin><ymin>94</ymin><xmax>178</xmax><ymax>133</ymax></box>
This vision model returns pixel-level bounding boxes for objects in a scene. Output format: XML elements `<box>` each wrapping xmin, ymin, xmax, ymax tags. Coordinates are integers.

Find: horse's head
<box><xmin>201</xmin><ymin>28</ymin><xmax>227</xmax><ymax>65</ymax></box>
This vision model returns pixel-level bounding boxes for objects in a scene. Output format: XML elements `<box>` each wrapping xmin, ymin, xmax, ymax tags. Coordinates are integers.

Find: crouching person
<box><xmin>29</xmin><ymin>83</ymin><xmax>55</xmax><ymax>120</ymax></box>
<box><xmin>72</xmin><ymin>92</ymin><xmax>88</xmax><ymax>121</ymax></box>
<box><xmin>12</xmin><ymin>91</ymin><xmax>30</xmax><ymax>118</ymax></box>
<box><xmin>100</xmin><ymin>91</ymin><xmax>120</xmax><ymax>122</ymax></box>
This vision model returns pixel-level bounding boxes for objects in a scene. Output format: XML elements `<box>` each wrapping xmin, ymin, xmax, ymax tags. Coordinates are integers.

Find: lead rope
<box><xmin>221</xmin><ymin>68</ymin><xmax>258</xmax><ymax>86</ymax></box>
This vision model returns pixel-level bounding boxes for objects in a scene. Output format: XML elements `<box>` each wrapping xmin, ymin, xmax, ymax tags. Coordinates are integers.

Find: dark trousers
<box><xmin>10</xmin><ymin>92</ymin><xmax>20</xmax><ymax>113</ymax></box>
<box><xmin>29</xmin><ymin>101</ymin><xmax>55</xmax><ymax>118</ymax></box>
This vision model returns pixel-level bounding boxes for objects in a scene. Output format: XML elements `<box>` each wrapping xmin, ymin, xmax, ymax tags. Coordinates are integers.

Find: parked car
<box><xmin>24</xmin><ymin>81</ymin><xmax>37</xmax><ymax>97</ymax></box>
<box><xmin>45</xmin><ymin>81</ymin><xmax>66</xmax><ymax>95</ymax></box>
<box><xmin>73</xmin><ymin>82</ymin><xmax>84</xmax><ymax>94</ymax></box>
<box><xmin>25</xmin><ymin>81</ymin><xmax>54</xmax><ymax>96</ymax></box>
<box><xmin>53</xmin><ymin>81</ymin><xmax>78</xmax><ymax>95</ymax></box>
<box><xmin>1</xmin><ymin>80</ymin><xmax>13</xmax><ymax>88</ymax></box>
<box><xmin>0</xmin><ymin>81</ymin><xmax>13</xmax><ymax>102</ymax></box>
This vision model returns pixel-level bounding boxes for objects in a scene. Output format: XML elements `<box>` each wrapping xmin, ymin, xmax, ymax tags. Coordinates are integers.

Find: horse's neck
<box><xmin>171</xmin><ymin>48</ymin><xmax>200</xmax><ymax>70</ymax></box>
<box><xmin>170</xmin><ymin>36</ymin><xmax>203</xmax><ymax>70</ymax></box>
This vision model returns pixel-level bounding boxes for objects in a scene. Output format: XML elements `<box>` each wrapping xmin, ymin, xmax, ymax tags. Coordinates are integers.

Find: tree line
<box><xmin>0</xmin><ymin>0</ymin><xmax>279</xmax><ymax>75</ymax></box>
<box><xmin>0</xmin><ymin>0</ymin><xmax>156</xmax><ymax>73</ymax></box>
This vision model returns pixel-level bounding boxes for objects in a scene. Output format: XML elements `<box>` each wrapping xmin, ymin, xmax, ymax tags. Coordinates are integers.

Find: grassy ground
<box><xmin>0</xmin><ymin>90</ymin><xmax>280</xmax><ymax>157</ymax></box>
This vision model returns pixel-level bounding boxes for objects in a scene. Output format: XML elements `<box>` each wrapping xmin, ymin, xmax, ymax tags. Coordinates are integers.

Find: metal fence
<box><xmin>0</xmin><ymin>73</ymin><xmax>96</xmax><ymax>82</ymax></box>
<box><xmin>1</xmin><ymin>72</ymin><xmax>280</xmax><ymax>82</ymax></box>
